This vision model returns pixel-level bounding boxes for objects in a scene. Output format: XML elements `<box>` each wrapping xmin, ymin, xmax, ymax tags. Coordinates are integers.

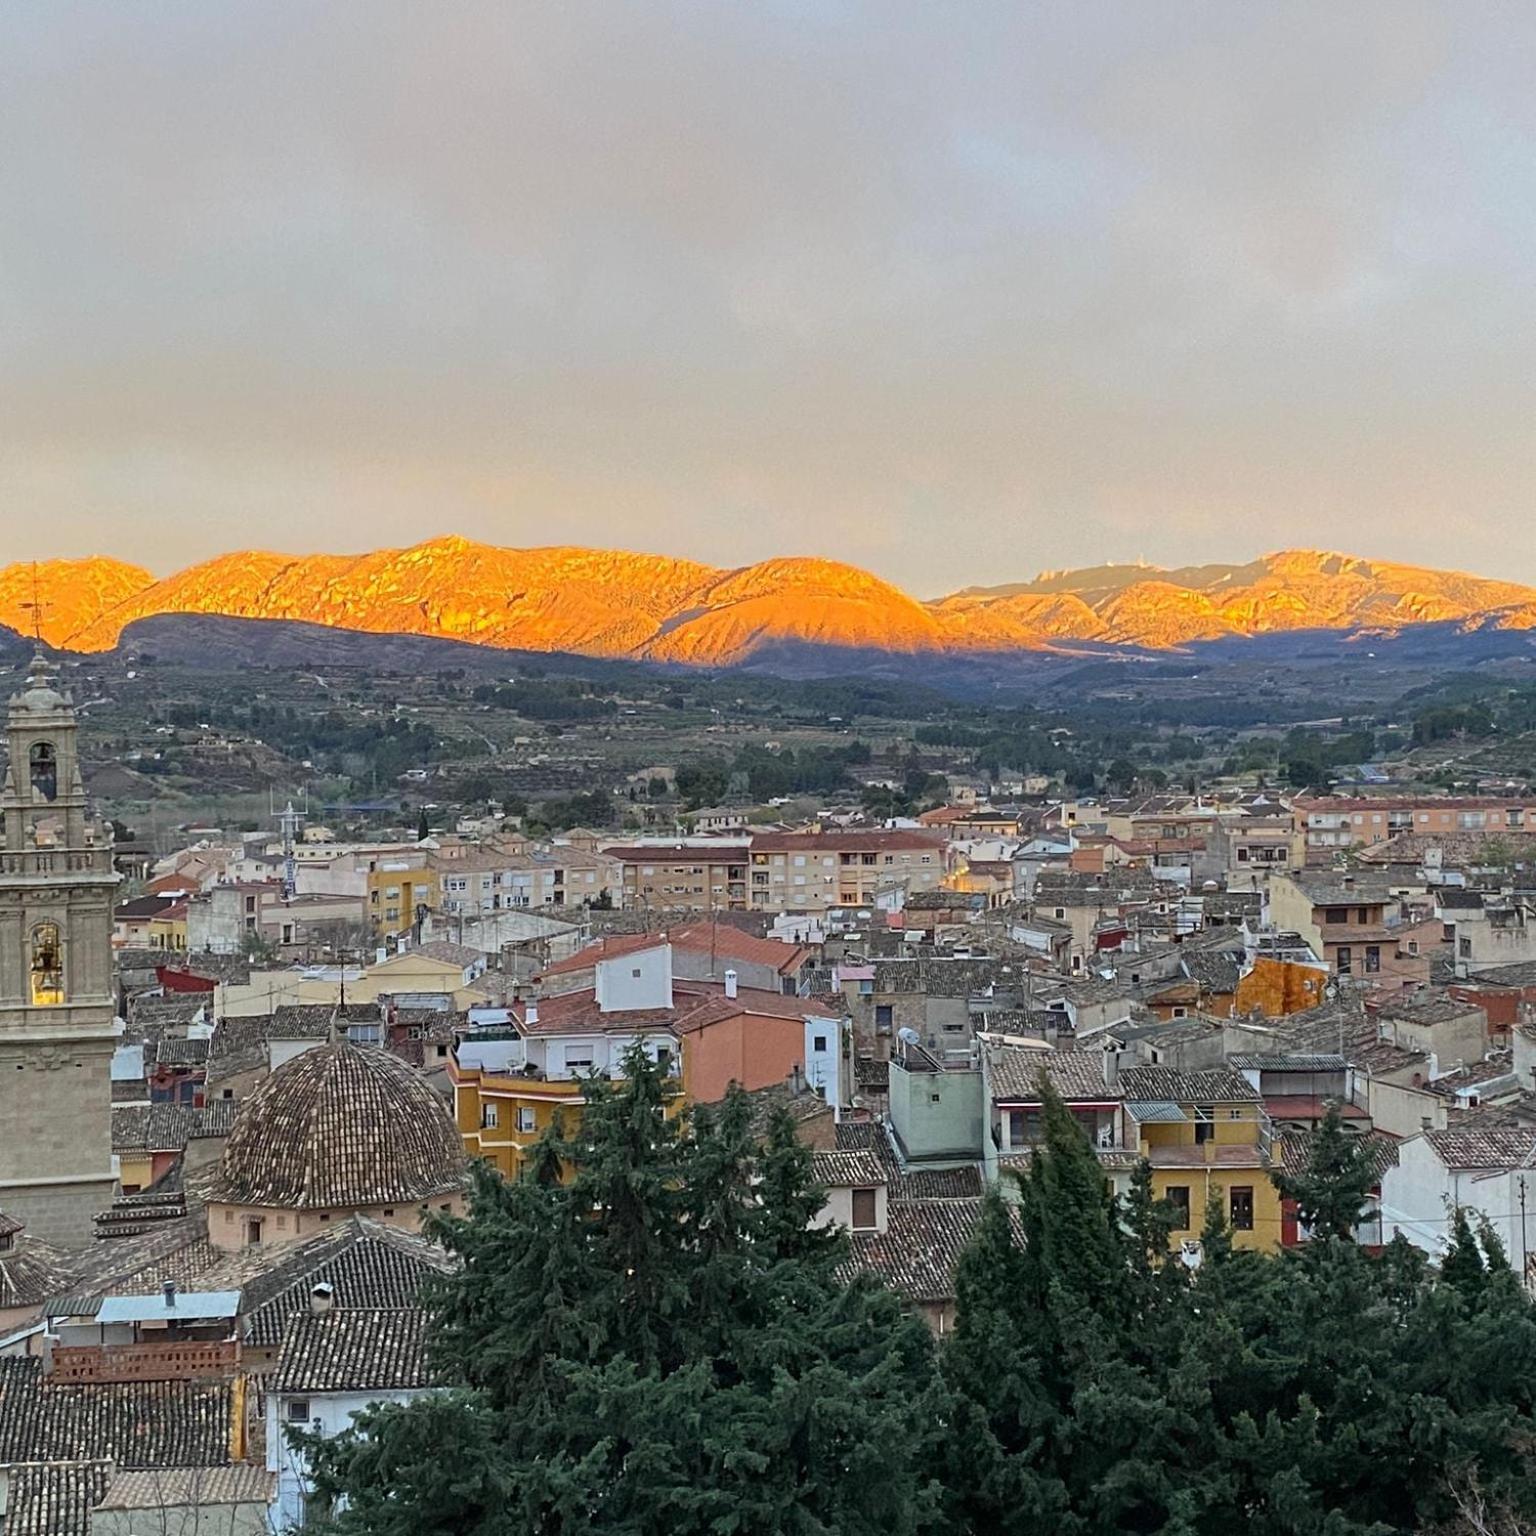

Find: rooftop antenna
<box><xmin>274</xmin><ymin>797</ymin><xmax>306</xmax><ymax>901</ymax></box>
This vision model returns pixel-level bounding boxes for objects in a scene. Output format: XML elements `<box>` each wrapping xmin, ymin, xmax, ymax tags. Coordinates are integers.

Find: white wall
<box><xmin>595</xmin><ymin>944</ymin><xmax>673</xmax><ymax>1013</ymax></box>
<box><xmin>1381</xmin><ymin>1137</ymin><xmax>1536</xmax><ymax>1269</ymax></box>
<box><xmin>812</xmin><ymin>1181</ymin><xmax>888</xmax><ymax>1233</ymax></box>
<box><xmin>268</xmin><ymin>1386</ymin><xmax>434</xmax><ymax>1530</ymax></box>
<box><xmin>533</xmin><ymin>1031</ymin><xmax>676</xmax><ymax>1082</ymax></box>
<box><xmin>802</xmin><ymin>1013</ymin><xmax>842</xmax><ymax>1107</ymax></box>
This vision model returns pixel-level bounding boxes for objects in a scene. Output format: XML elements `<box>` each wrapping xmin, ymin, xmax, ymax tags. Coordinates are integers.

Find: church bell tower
<box><xmin>0</xmin><ymin>655</ymin><xmax>118</xmax><ymax>1247</ymax></box>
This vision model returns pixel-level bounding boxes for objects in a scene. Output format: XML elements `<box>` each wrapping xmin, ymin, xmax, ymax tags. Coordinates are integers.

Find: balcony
<box><xmin>1320</xmin><ymin>921</ymin><xmax>1395</xmax><ymax>944</ymax></box>
<box><xmin>48</xmin><ymin>1338</ymin><xmax>240</xmax><ymax>1384</ymax></box>
<box><xmin>1140</xmin><ymin>1141</ymin><xmax>1267</xmax><ymax>1169</ymax></box>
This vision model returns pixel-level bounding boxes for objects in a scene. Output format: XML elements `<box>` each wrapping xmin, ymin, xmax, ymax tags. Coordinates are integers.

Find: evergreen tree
<box><xmin>1272</xmin><ymin>1102</ymin><xmax>1376</xmax><ymax>1242</ymax></box>
<box><xmin>304</xmin><ymin>1051</ymin><xmax>947</xmax><ymax>1535</ymax></box>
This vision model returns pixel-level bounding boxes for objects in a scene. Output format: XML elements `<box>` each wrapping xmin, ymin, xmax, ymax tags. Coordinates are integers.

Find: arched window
<box><xmin>30</xmin><ymin>922</ymin><xmax>64</xmax><ymax>1005</ymax></box>
<box><xmin>29</xmin><ymin>744</ymin><xmax>57</xmax><ymax>802</ymax></box>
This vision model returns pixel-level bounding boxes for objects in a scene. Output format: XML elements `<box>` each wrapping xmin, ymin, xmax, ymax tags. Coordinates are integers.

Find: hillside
<box><xmin>4</xmin><ymin>539</ymin><xmax>1536</xmax><ymax>664</ymax></box>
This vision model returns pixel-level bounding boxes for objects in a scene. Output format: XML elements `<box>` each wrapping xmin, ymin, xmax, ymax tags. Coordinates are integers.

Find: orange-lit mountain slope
<box><xmin>6</xmin><ymin>540</ymin><xmax>1536</xmax><ymax>663</ymax></box>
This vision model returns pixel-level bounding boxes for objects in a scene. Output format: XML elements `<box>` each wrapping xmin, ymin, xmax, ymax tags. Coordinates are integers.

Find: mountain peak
<box><xmin>2</xmin><ymin>539</ymin><xmax>1532</xmax><ymax>663</ymax></box>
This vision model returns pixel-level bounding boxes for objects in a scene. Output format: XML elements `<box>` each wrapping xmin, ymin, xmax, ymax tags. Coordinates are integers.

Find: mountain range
<box><xmin>4</xmin><ymin>538</ymin><xmax>1536</xmax><ymax>665</ymax></box>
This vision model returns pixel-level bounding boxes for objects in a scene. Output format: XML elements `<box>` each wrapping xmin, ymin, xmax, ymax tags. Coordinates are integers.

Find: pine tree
<box><xmin>1272</xmin><ymin>1102</ymin><xmax>1376</xmax><ymax>1242</ymax></box>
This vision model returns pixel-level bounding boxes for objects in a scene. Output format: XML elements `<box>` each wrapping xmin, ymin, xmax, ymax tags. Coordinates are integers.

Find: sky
<box><xmin>2</xmin><ymin>1</ymin><xmax>1534</xmax><ymax>596</ymax></box>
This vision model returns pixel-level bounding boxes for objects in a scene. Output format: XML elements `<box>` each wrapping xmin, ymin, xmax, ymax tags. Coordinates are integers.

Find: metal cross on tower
<box><xmin>18</xmin><ymin>562</ymin><xmax>48</xmax><ymax>647</ymax></box>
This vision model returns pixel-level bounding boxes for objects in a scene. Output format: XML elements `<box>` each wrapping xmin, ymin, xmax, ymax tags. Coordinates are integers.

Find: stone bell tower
<box><xmin>0</xmin><ymin>655</ymin><xmax>118</xmax><ymax>1247</ymax></box>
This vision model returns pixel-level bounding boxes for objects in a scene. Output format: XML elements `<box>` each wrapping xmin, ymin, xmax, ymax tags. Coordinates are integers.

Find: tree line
<box><xmin>302</xmin><ymin>1059</ymin><xmax>1536</xmax><ymax>1535</ymax></box>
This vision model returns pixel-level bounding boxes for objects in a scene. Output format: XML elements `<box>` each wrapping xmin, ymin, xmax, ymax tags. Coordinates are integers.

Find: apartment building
<box><xmin>747</xmin><ymin>829</ymin><xmax>947</xmax><ymax>912</ymax></box>
<box><xmin>1207</xmin><ymin>813</ymin><xmax>1305</xmax><ymax>892</ymax></box>
<box><xmin>607</xmin><ymin>841</ymin><xmax>752</xmax><ymax>910</ymax></box>
<box><xmin>435</xmin><ymin>845</ymin><xmax>622</xmax><ymax>915</ymax></box>
<box><xmin>1266</xmin><ymin>870</ymin><xmax>1436</xmax><ymax>988</ymax></box>
<box><xmin>366</xmin><ymin>854</ymin><xmax>437</xmax><ymax>939</ymax></box>
<box><xmin>1293</xmin><ymin>797</ymin><xmax>1536</xmax><ymax>861</ymax></box>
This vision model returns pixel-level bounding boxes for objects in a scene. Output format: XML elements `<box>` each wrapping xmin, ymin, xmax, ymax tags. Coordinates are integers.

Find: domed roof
<box><xmin>10</xmin><ymin>656</ymin><xmax>67</xmax><ymax>715</ymax></box>
<box><xmin>211</xmin><ymin>1044</ymin><xmax>466</xmax><ymax>1212</ymax></box>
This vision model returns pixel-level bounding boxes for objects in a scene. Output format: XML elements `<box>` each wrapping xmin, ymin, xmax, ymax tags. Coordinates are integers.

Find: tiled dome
<box><xmin>211</xmin><ymin>1044</ymin><xmax>466</xmax><ymax>1212</ymax></box>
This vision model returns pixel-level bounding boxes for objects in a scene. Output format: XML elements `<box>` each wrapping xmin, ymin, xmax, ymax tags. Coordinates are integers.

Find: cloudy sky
<box><xmin>2</xmin><ymin>2</ymin><xmax>1533</xmax><ymax>594</ymax></box>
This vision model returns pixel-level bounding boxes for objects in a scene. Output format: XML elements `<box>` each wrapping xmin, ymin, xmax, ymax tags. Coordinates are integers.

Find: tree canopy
<box><xmin>304</xmin><ymin>1071</ymin><xmax>1536</xmax><ymax>1536</ymax></box>
<box><xmin>303</xmin><ymin>1051</ymin><xmax>947</xmax><ymax>1535</ymax></box>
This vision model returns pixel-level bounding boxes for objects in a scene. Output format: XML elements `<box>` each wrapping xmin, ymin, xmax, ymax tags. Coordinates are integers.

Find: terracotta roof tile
<box><xmin>207</xmin><ymin>1044</ymin><xmax>466</xmax><ymax>1211</ymax></box>
<box><xmin>1423</xmin><ymin>1127</ymin><xmax>1536</xmax><ymax>1169</ymax></box>
<box><xmin>986</xmin><ymin>1046</ymin><xmax>1119</xmax><ymax>1103</ymax></box>
<box><xmin>273</xmin><ymin>1307</ymin><xmax>435</xmax><ymax>1394</ymax></box>
<box><xmin>0</xmin><ymin>1460</ymin><xmax>111</xmax><ymax>1536</ymax></box>
<box><xmin>0</xmin><ymin>1359</ymin><xmax>234</xmax><ymax>1467</ymax></box>
<box><xmin>1119</xmin><ymin>1064</ymin><xmax>1260</xmax><ymax>1103</ymax></box>
<box><xmin>838</xmin><ymin>1199</ymin><xmax>989</xmax><ymax>1304</ymax></box>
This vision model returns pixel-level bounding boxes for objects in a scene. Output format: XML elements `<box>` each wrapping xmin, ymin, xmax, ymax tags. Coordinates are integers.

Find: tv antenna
<box><xmin>270</xmin><ymin>790</ymin><xmax>309</xmax><ymax>901</ymax></box>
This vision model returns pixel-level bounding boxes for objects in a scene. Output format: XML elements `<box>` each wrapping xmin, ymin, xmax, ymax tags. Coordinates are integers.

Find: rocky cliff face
<box><xmin>5</xmin><ymin>538</ymin><xmax>1534</xmax><ymax>661</ymax></box>
<box><xmin>0</xmin><ymin>557</ymin><xmax>153</xmax><ymax>648</ymax></box>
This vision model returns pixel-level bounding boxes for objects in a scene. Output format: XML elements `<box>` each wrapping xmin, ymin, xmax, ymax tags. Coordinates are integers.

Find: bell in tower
<box><xmin>0</xmin><ymin>653</ymin><xmax>118</xmax><ymax>1247</ymax></box>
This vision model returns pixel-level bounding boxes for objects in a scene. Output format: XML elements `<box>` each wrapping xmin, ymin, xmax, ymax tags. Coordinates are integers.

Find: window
<box><xmin>1229</xmin><ymin>1186</ymin><xmax>1254</xmax><ymax>1231</ymax></box>
<box><xmin>517</xmin><ymin>1107</ymin><xmax>537</xmax><ymax>1133</ymax></box>
<box><xmin>1364</xmin><ymin>945</ymin><xmax>1381</xmax><ymax>974</ymax></box>
<box><xmin>850</xmin><ymin>1187</ymin><xmax>878</xmax><ymax>1230</ymax></box>
<box><xmin>1336</xmin><ymin>946</ymin><xmax>1352</xmax><ymax>974</ymax></box>
<box><xmin>1007</xmin><ymin>1108</ymin><xmax>1043</xmax><ymax>1145</ymax></box>
<box><xmin>1356</xmin><ymin>907</ymin><xmax>1371</xmax><ymax>925</ymax></box>
<box><xmin>631</xmin><ymin>968</ymin><xmax>642</xmax><ymax>979</ymax></box>
<box><xmin>29</xmin><ymin>922</ymin><xmax>64</xmax><ymax>1005</ymax></box>
<box><xmin>28</xmin><ymin>743</ymin><xmax>57</xmax><ymax>801</ymax></box>
<box><xmin>481</xmin><ymin>1103</ymin><xmax>499</xmax><ymax>1129</ymax></box>
<box><xmin>812</xmin><ymin>1035</ymin><xmax>827</xmax><ymax>1053</ymax></box>
<box><xmin>875</xmin><ymin>1004</ymin><xmax>893</xmax><ymax>1033</ymax></box>
<box><xmin>1166</xmin><ymin>1186</ymin><xmax>1191</xmax><ymax>1230</ymax></box>
<box><xmin>287</xmin><ymin>1398</ymin><xmax>312</xmax><ymax>1424</ymax></box>
<box><xmin>1194</xmin><ymin>1110</ymin><xmax>1215</xmax><ymax>1145</ymax></box>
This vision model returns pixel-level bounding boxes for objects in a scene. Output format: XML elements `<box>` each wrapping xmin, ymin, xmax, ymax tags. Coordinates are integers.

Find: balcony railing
<box><xmin>48</xmin><ymin>1338</ymin><xmax>240</xmax><ymax>1384</ymax></box>
<box><xmin>1139</xmin><ymin>1142</ymin><xmax>1268</xmax><ymax>1169</ymax></box>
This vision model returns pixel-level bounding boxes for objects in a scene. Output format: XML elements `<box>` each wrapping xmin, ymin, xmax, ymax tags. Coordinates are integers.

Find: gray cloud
<box><xmin>2</xmin><ymin>0</ymin><xmax>1533</xmax><ymax>590</ymax></box>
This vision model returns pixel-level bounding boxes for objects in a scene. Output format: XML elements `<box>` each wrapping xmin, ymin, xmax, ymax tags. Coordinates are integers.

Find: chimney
<box><xmin>724</xmin><ymin>969</ymin><xmax>738</xmax><ymax>1000</ymax></box>
<box><xmin>525</xmin><ymin>1000</ymin><xmax>539</xmax><ymax>1026</ymax></box>
<box><xmin>162</xmin><ymin>1280</ymin><xmax>176</xmax><ymax>1309</ymax></box>
<box><xmin>788</xmin><ymin>1061</ymin><xmax>805</xmax><ymax>1094</ymax></box>
<box><xmin>1101</xmin><ymin>1041</ymin><xmax>1120</xmax><ymax>1089</ymax></box>
<box><xmin>309</xmin><ymin>1281</ymin><xmax>336</xmax><ymax>1317</ymax></box>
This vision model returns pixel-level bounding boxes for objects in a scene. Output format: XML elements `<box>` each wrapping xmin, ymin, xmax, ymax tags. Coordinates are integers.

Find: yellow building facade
<box><xmin>451</xmin><ymin>1047</ymin><xmax>684</xmax><ymax>1181</ymax></box>
<box><xmin>1121</xmin><ymin>1067</ymin><xmax>1283</xmax><ymax>1253</ymax></box>
<box><xmin>147</xmin><ymin>906</ymin><xmax>189</xmax><ymax>952</ymax></box>
<box><xmin>367</xmin><ymin>863</ymin><xmax>438</xmax><ymax>939</ymax></box>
